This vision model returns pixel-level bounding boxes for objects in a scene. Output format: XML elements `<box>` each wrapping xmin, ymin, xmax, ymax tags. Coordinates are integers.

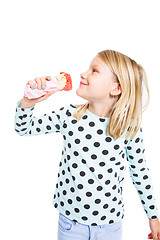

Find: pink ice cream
<box><xmin>24</xmin><ymin>72</ymin><xmax>72</xmax><ymax>99</ymax></box>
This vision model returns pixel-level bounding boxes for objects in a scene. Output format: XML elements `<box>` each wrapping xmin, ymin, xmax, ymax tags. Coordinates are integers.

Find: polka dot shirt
<box><xmin>15</xmin><ymin>99</ymin><xmax>160</xmax><ymax>226</ymax></box>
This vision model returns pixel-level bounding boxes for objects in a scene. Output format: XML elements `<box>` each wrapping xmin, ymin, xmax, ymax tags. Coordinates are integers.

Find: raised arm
<box><xmin>14</xmin><ymin>76</ymin><xmax>65</xmax><ymax>136</ymax></box>
<box><xmin>14</xmin><ymin>99</ymin><xmax>67</xmax><ymax>136</ymax></box>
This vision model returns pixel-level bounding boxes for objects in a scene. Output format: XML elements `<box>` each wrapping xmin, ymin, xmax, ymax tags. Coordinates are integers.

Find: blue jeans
<box><xmin>58</xmin><ymin>212</ymin><xmax>123</xmax><ymax>240</ymax></box>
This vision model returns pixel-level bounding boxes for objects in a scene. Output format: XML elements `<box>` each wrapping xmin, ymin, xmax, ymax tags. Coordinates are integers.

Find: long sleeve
<box><xmin>14</xmin><ymin>99</ymin><xmax>67</xmax><ymax>136</ymax></box>
<box><xmin>125</xmin><ymin>126</ymin><xmax>160</xmax><ymax>220</ymax></box>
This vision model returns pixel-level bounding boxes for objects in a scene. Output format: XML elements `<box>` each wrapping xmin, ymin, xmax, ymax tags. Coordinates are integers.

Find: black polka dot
<box><xmin>91</xmin><ymin>154</ymin><xmax>97</xmax><ymax>160</ymax></box>
<box><xmin>21</xmin><ymin>128</ymin><xmax>27</xmax><ymax>131</ymax></box>
<box><xmin>99</xmin><ymin>162</ymin><xmax>105</xmax><ymax>167</ymax></box>
<box><xmin>105</xmin><ymin>180</ymin><xmax>110</xmax><ymax>185</ymax></box>
<box><xmin>82</xmin><ymin>115</ymin><xmax>88</xmax><ymax>120</ymax></box>
<box><xmin>55</xmin><ymin>124</ymin><xmax>60</xmax><ymax>130</ymax></box>
<box><xmin>68</xmin><ymin>131</ymin><xmax>73</xmax><ymax>136</ymax></box>
<box><xmin>68</xmin><ymin>199</ymin><xmax>72</xmax><ymax>204</ymax></box>
<box><xmin>102</xmin><ymin>150</ymin><xmax>109</xmax><ymax>155</ymax></box>
<box><xmin>78</xmin><ymin>126</ymin><xmax>84</xmax><ymax>131</ymax></box>
<box><xmin>98</xmin><ymin>174</ymin><xmax>103</xmax><ymax>179</ymax></box>
<box><xmin>83</xmin><ymin>147</ymin><xmax>89</xmax><ymax>152</ymax></box>
<box><xmin>89</xmin><ymin>167</ymin><xmax>95</xmax><ymax>172</ymax></box>
<box><xmin>88</xmin><ymin>179</ymin><xmax>94</xmax><ymax>184</ymax></box>
<box><xmin>73</xmin><ymin>151</ymin><xmax>79</xmax><ymax>156</ymax></box>
<box><xmin>77</xmin><ymin>184</ymin><xmax>83</xmax><ymax>189</ymax></box>
<box><xmin>101</xmin><ymin>215</ymin><xmax>106</xmax><ymax>220</ymax></box>
<box><xmin>38</xmin><ymin>119</ymin><xmax>42</xmax><ymax>124</ymax></box>
<box><xmin>66</xmin><ymin>110</ymin><xmax>72</xmax><ymax>116</ymax></box>
<box><xmin>74</xmin><ymin>208</ymin><xmax>80</xmax><ymax>213</ymax></box>
<box><xmin>108</xmin><ymin>168</ymin><xmax>113</xmax><ymax>173</ymax></box>
<box><xmin>46</xmin><ymin>125</ymin><xmax>51</xmax><ymax>130</ymax></box>
<box><xmin>75</xmin><ymin>139</ymin><xmax>80</xmax><ymax>144</ymax></box>
<box><xmin>94</xmin><ymin>142</ymin><xmax>100</xmax><ymax>147</ymax></box>
<box><xmin>105</xmin><ymin>137</ymin><xmax>112</xmax><ymax>142</ymax></box>
<box><xmin>105</xmin><ymin>192</ymin><xmax>111</xmax><ymax>197</ymax></box>
<box><xmin>114</xmin><ymin>145</ymin><xmax>120</xmax><ymax>150</ymax></box>
<box><xmin>99</xmin><ymin>118</ymin><xmax>106</xmax><ymax>122</ymax></box>
<box><xmin>63</xmin><ymin>122</ymin><xmax>67</xmax><ymax>128</ymax></box>
<box><xmin>86</xmin><ymin>192</ymin><xmax>92</xmax><ymax>197</ymax></box>
<box><xmin>97</xmin><ymin>129</ymin><xmax>103</xmax><ymax>134</ymax></box>
<box><xmin>76</xmin><ymin>196</ymin><xmax>81</xmax><ymax>202</ymax></box>
<box><xmin>97</xmin><ymin>186</ymin><xmax>103</xmax><ymax>191</ymax></box>
<box><xmin>89</xmin><ymin>122</ymin><xmax>95</xmax><ymax>127</ymax></box>
<box><xmin>72</xmin><ymin>163</ymin><xmax>78</xmax><ymax>168</ymax></box>
<box><xmin>80</xmin><ymin>171</ymin><xmax>85</xmax><ymax>176</ymax></box>
<box><xmin>95</xmin><ymin>199</ymin><xmax>101</xmax><ymax>204</ymax></box>
<box><xmin>71</xmin><ymin>119</ymin><xmax>77</xmax><ymax>124</ymax></box>
<box><xmin>92</xmin><ymin>210</ymin><xmax>99</xmax><ymax>215</ymax></box>
<box><xmin>84</xmin><ymin>204</ymin><xmax>90</xmax><ymax>209</ymax></box>
<box><xmin>86</xmin><ymin>134</ymin><xmax>92</xmax><ymax>139</ymax></box>
<box><xmin>136</xmin><ymin>148</ymin><xmax>141</xmax><ymax>153</ymax></box>
<box><xmin>103</xmin><ymin>204</ymin><xmax>108</xmax><ymax>209</ymax></box>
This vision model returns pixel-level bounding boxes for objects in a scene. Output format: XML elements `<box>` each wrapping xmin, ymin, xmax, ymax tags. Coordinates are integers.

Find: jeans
<box><xmin>57</xmin><ymin>212</ymin><xmax>123</xmax><ymax>240</ymax></box>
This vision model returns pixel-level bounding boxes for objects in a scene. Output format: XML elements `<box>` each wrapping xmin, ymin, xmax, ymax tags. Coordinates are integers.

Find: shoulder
<box><xmin>52</xmin><ymin>103</ymin><xmax>79</xmax><ymax>117</ymax></box>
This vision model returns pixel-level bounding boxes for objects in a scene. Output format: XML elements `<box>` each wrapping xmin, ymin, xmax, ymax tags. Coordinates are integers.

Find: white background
<box><xmin>0</xmin><ymin>0</ymin><xmax>160</xmax><ymax>239</ymax></box>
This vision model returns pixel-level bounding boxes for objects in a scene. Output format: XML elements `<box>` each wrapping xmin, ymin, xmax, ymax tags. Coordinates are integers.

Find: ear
<box><xmin>111</xmin><ymin>83</ymin><xmax>121</xmax><ymax>96</ymax></box>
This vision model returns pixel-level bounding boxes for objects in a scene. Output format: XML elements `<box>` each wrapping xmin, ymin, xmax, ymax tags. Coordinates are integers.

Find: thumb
<box><xmin>37</xmin><ymin>91</ymin><xmax>54</xmax><ymax>102</ymax></box>
<box><xmin>44</xmin><ymin>91</ymin><xmax>55</xmax><ymax>99</ymax></box>
<box><xmin>47</xmin><ymin>91</ymin><xmax>55</xmax><ymax>96</ymax></box>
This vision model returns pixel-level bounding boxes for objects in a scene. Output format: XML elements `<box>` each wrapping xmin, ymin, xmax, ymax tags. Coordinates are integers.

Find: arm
<box><xmin>14</xmin><ymin>99</ymin><xmax>67</xmax><ymax>136</ymax></box>
<box><xmin>124</xmin><ymin>126</ymin><xmax>160</xmax><ymax>220</ymax></box>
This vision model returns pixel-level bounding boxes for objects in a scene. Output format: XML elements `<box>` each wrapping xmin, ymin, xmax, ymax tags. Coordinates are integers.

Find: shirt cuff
<box><xmin>16</xmin><ymin>99</ymin><xmax>35</xmax><ymax>111</ymax></box>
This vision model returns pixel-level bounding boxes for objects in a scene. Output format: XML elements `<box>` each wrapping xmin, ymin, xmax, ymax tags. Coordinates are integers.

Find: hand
<box><xmin>20</xmin><ymin>76</ymin><xmax>55</xmax><ymax>108</ymax></box>
<box><xmin>148</xmin><ymin>218</ymin><xmax>160</xmax><ymax>239</ymax></box>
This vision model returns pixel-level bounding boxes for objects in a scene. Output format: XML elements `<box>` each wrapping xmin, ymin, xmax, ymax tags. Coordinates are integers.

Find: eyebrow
<box><xmin>89</xmin><ymin>64</ymin><xmax>101</xmax><ymax>70</ymax></box>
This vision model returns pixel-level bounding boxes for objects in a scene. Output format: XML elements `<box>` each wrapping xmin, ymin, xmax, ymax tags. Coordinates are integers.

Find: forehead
<box><xmin>90</xmin><ymin>56</ymin><xmax>112</xmax><ymax>73</ymax></box>
<box><xmin>90</xmin><ymin>56</ymin><xmax>103</xmax><ymax>66</ymax></box>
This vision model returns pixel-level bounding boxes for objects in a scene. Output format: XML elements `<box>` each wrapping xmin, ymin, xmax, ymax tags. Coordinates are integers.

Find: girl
<box><xmin>14</xmin><ymin>49</ymin><xmax>160</xmax><ymax>240</ymax></box>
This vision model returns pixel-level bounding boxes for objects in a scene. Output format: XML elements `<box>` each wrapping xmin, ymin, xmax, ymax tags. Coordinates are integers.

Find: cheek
<box><xmin>91</xmin><ymin>83</ymin><xmax>108</xmax><ymax>95</ymax></box>
<box><xmin>84</xmin><ymin>86</ymin><xmax>106</xmax><ymax>100</ymax></box>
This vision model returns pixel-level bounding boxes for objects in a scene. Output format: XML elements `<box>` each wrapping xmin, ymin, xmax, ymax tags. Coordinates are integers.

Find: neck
<box><xmin>88</xmin><ymin>97</ymin><xmax>118</xmax><ymax>118</ymax></box>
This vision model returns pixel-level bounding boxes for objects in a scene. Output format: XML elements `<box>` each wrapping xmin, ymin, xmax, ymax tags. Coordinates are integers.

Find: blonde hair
<box><xmin>73</xmin><ymin>49</ymin><xmax>150</xmax><ymax>141</ymax></box>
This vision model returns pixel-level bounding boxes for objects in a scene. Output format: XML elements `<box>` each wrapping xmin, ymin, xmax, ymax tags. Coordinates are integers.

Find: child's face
<box><xmin>76</xmin><ymin>56</ymin><xmax>118</xmax><ymax>102</ymax></box>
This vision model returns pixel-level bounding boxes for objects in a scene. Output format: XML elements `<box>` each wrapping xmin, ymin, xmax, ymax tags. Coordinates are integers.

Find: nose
<box><xmin>80</xmin><ymin>72</ymin><xmax>87</xmax><ymax>79</ymax></box>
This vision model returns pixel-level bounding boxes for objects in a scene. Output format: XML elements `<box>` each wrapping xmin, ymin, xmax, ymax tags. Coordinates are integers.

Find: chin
<box><xmin>76</xmin><ymin>89</ymin><xmax>88</xmax><ymax>101</ymax></box>
<box><xmin>76</xmin><ymin>88</ymin><xmax>81</xmax><ymax>97</ymax></box>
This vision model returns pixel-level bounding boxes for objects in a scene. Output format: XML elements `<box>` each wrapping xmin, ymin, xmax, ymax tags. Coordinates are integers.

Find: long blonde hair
<box><xmin>73</xmin><ymin>49</ymin><xmax>150</xmax><ymax>141</ymax></box>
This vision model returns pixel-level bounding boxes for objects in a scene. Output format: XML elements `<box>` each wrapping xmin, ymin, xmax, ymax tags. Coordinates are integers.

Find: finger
<box><xmin>45</xmin><ymin>76</ymin><xmax>52</xmax><ymax>81</ymax></box>
<box><xmin>34</xmin><ymin>77</ymin><xmax>42</xmax><ymax>90</ymax></box>
<box><xmin>40</xmin><ymin>77</ymin><xmax>46</xmax><ymax>89</ymax></box>
<box><xmin>27</xmin><ymin>80</ymin><xmax>35</xmax><ymax>90</ymax></box>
